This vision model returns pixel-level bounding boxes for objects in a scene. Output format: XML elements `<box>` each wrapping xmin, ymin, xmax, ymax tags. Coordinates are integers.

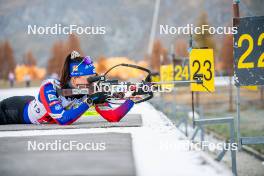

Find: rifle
<box><xmin>58</xmin><ymin>63</ymin><xmax>204</xmax><ymax>104</ymax></box>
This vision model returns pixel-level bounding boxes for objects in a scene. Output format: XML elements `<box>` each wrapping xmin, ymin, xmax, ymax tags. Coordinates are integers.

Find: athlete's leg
<box><xmin>0</xmin><ymin>103</ymin><xmax>7</xmax><ymax>124</ymax></box>
<box><xmin>0</xmin><ymin>96</ymin><xmax>34</xmax><ymax>124</ymax></box>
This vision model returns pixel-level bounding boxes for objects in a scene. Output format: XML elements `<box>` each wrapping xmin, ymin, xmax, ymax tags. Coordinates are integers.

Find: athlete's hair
<box><xmin>60</xmin><ymin>53</ymin><xmax>83</xmax><ymax>88</ymax></box>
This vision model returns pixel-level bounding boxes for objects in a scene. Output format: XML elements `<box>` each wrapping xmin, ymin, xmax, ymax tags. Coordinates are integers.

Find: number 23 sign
<box><xmin>190</xmin><ymin>49</ymin><xmax>215</xmax><ymax>92</ymax></box>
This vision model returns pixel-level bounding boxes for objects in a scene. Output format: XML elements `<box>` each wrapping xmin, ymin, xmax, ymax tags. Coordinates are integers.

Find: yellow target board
<box><xmin>160</xmin><ymin>64</ymin><xmax>174</xmax><ymax>89</ymax></box>
<box><xmin>234</xmin><ymin>16</ymin><xmax>264</xmax><ymax>86</ymax></box>
<box><xmin>151</xmin><ymin>74</ymin><xmax>160</xmax><ymax>82</ymax></box>
<box><xmin>241</xmin><ymin>85</ymin><xmax>258</xmax><ymax>91</ymax></box>
<box><xmin>190</xmin><ymin>49</ymin><xmax>215</xmax><ymax>92</ymax></box>
<box><xmin>174</xmin><ymin>64</ymin><xmax>189</xmax><ymax>81</ymax></box>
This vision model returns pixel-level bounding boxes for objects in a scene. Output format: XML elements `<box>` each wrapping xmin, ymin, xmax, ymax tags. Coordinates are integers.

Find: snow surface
<box><xmin>0</xmin><ymin>87</ymin><xmax>39</xmax><ymax>101</ymax></box>
<box><xmin>0</xmin><ymin>87</ymin><xmax>232</xmax><ymax>176</ymax></box>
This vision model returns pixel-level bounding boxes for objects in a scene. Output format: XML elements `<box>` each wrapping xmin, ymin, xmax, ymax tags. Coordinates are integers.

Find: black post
<box><xmin>189</xmin><ymin>33</ymin><xmax>196</xmax><ymax>128</ymax></box>
<box><xmin>261</xmin><ymin>86</ymin><xmax>264</xmax><ymax>107</ymax></box>
<box><xmin>229</xmin><ymin>76</ymin><xmax>233</xmax><ymax>111</ymax></box>
<box><xmin>171</xmin><ymin>44</ymin><xmax>176</xmax><ymax>84</ymax></box>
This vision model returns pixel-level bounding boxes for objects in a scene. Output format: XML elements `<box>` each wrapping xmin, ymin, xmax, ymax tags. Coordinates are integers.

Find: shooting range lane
<box><xmin>0</xmin><ymin>133</ymin><xmax>136</xmax><ymax>176</ymax></box>
<box><xmin>0</xmin><ymin>114</ymin><xmax>142</xmax><ymax>131</ymax></box>
<box><xmin>0</xmin><ymin>87</ymin><xmax>142</xmax><ymax>131</ymax></box>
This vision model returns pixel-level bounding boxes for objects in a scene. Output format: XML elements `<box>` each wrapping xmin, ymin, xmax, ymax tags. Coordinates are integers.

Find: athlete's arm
<box><xmin>95</xmin><ymin>100</ymin><xmax>134</xmax><ymax>122</ymax></box>
<box><xmin>40</xmin><ymin>83</ymin><xmax>89</xmax><ymax>125</ymax></box>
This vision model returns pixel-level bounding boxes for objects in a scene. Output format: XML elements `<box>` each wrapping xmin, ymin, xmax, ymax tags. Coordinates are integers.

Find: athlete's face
<box><xmin>71</xmin><ymin>74</ymin><xmax>96</xmax><ymax>88</ymax></box>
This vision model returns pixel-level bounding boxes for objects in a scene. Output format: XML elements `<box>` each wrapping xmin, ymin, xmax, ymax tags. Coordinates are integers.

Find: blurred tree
<box><xmin>23</xmin><ymin>50</ymin><xmax>38</xmax><ymax>80</ymax></box>
<box><xmin>175</xmin><ymin>39</ymin><xmax>188</xmax><ymax>57</ymax></box>
<box><xmin>47</xmin><ymin>41</ymin><xmax>65</xmax><ymax>75</ymax></box>
<box><xmin>0</xmin><ymin>42</ymin><xmax>3</xmax><ymax>79</ymax></box>
<box><xmin>162</xmin><ymin>48</ymin><xmax>169</xmax><ymax>65</ymax></box>
<box><xmin>150</xmin><ymin>40</ymin><xmax>161</xmax><ymax>72</ymax></box>
<box><xmin>150</xmin><ymin>40</ymin><xmax>168</xmax><ymax>72</ymax></box>
<box><xmin>194</xmin><ymin>12</ymin><xmax>216</xmax><ymax>51</ymax></box>
<box><xmin>24</xmin><ymin>50</ymin><xmax>37</xmax><ymax>66</ymax></box>
<box><xmin>219</xmin><ymin>34</ymin><xmax>234</xmax><ymax>111</ymax></box>
<box><xmin>47</xmin><ymin>33</ymin><xmax>83</xmax><ymax>76</ymax></box>
<box><xmin>65</xmin><ymin>33</ymin><xmax>83</xmax><ymax>56</ymax></box>
<box><xmin>220</xmin><ymin>34</ymin><xmax>233</xmax><ymax>76</ymax></box>
<box><xmin>0</xmin><ymin>41</ymin><xmax>16</xmax><ymax>79</ymax></box>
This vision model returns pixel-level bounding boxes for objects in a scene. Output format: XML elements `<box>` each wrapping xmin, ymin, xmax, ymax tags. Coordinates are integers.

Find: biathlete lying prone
<box><xmin>0</xmin><ymin>51</ymin><xmax>134</xmax><ymax>125</ymax></box>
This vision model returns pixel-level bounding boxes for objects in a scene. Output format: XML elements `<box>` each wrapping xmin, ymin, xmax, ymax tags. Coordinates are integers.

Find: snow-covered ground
<box><xmin>0</xmin><ymin>87</ymin><xmax>39</xmax><ymax>101</ymax></box>
<box><xmin>0</xmin><ymin>87</ymin><xmax>232</xmax><ymax>176</ymax></box>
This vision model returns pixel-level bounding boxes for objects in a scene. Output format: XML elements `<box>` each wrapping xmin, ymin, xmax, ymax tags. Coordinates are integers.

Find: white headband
<box><xmin>71</xmin><ymin>50</ymin><xmax>81</xmax><ymax>59</ymax></box>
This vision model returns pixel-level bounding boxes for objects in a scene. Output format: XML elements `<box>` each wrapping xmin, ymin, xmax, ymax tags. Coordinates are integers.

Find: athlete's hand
<box><xmin>88</xmin><ymin>92</ymin><xmax>109</xmax><ymax>105</ymax></box>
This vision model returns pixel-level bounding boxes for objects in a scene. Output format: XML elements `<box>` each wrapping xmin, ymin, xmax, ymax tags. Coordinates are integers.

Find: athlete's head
<box><xmin>60</xmin><ymin>51</ymin><xmax>96</xmax><ymax>88</ymax></box>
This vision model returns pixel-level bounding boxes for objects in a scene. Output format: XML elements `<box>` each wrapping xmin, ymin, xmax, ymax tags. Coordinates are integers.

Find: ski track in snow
<box><xmin>0</xmin><ymin>87</ymin><xmax>232</xmax><ymax>176</ymax></box>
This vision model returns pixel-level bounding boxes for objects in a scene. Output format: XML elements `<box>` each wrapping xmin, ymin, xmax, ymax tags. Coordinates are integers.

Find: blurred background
<box><xmin>0</xmin><ymin>0</ymin><xmax>263</xmax><ymax>85</ymax></box>
<box><xmin>0</xmin><ymin>0</ymin><xmax>263</xmax><ymax>171</ymax></box>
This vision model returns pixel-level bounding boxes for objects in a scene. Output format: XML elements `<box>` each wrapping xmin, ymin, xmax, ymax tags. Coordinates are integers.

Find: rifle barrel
<box><xmin>150</xmin><ymin>80</ymin><xmax>198</xmax><ymax>84</ymax></box>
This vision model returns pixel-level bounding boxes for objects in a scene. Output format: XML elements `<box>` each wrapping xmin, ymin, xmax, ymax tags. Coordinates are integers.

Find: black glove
<box><xmin>88</xmin><ymin>92</ymin><xmax>109</xmax><ymax>105</ymax></box>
